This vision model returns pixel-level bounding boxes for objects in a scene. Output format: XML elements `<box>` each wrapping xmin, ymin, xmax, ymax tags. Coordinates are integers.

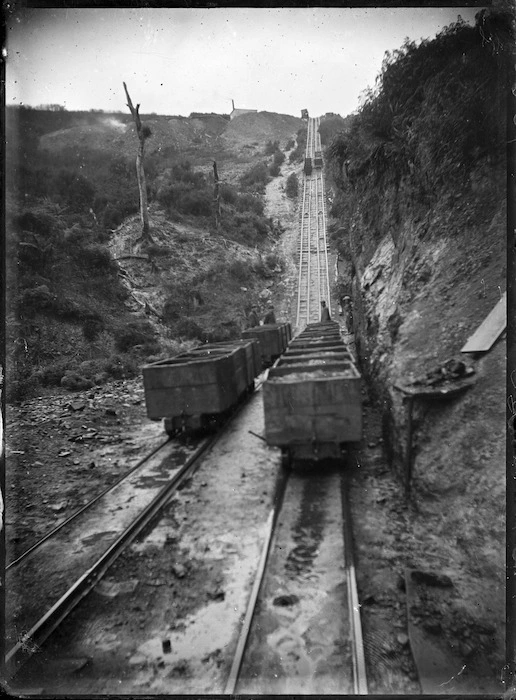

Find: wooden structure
<box><xmin>142</xmin><ymin>339</ymin><xmax>259</xmax><ymax>434</ymax></box>
<box><xmin>263</xmin><ymin>322</ymin><xmax>362</xmax><ymax>465</ymax></box>
<box><xmin>461</xmin><ymin>291</ymin><xmax>506</xmax><ymax>353</ymax></box>
<box><xmin>241</xmin><ymin>322</ymin><xmax>291</xmax><ymax>366</ymax></box>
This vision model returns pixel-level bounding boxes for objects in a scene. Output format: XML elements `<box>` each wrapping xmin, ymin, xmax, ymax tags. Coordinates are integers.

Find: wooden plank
<box><xmin>461</xmin><ymin>291</ymin><xmax>506</xmax><ymax>353</ymax></box>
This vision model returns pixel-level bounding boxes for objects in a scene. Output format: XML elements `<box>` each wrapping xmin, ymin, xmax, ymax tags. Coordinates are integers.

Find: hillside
<box><xmin>326</xmin><ymin>9</ymin><xmax>510</xmax><ymax>689</ymax></box>
<box><xmin>5</xmin><ymin>106</ymin><xmax>305</xmax><ymax>401</ymax></box>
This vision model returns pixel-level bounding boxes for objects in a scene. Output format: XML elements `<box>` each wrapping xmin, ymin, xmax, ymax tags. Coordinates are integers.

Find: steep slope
<box><xmin>326</xmin><ymin>9</ymin><xmax>509</xmax><ymax>686</ymax></box>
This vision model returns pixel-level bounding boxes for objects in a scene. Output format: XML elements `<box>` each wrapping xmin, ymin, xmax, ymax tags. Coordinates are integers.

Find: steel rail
<box><xmin>306</xmin><ymin>177</ymin><xmax>312</xmax><ymax>324</ymax></box>
<box><xmin>224</xmin><ymin>468</ymin><xmax>289</xmax><ymax>695</ymax></box>
<box><xmin>341</xmin><ymin>474</ymin><xmax>368</xmax><ymax>694</ymax></box>
<box><xmin>315</xmin><ymin>169</ymin><xmax>321</xmax><ymax>317</ymax></box>
<box><xmin>5</xmin><ymin>379</ymin><xmax>266</xmax><ymax>679</ymax></box>
<box><xmin>6</xmin><ymin>437</ymin><xmax>171</xmax><ymax>570</ymax></box>
<box><xmin>296</xmin><ymin>173</ymin><xmax>308</xmax><ymax>325</ymax></box>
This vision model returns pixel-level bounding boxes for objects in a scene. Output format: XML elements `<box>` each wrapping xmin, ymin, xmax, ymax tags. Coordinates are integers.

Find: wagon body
<box><xmin>196</xmin><ymin>339</ymin><xmax>261</xmax><ymax>388</ymax></box>
<box><xmin>262</xmin><ymin>321</ymin><xmax>362</xmax><ymax>463</ymax></box>
<box><xmin>241</xmin><ymin>322</ymin><xmax>291</xmax><ymax>366</ymax></box>
<box><xmin>263</xmin><ymin>361</ymin><xmax>362</xmax><ymax>447</ymax></box>
<box><xmin>143</xmin><ymin>353</ymin><xmax>238</xmax><ymax>421</ymax></box>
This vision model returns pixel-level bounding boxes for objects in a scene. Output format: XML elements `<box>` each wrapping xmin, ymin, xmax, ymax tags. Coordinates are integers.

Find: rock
<box><xmin>423</xmin><ymin>620</ymin><xmax>442</xmax><ymax>634</ymax></box>
<box><xmin>411</xmin><ymin>570</ymin><xmax>453</xmax><ymax>588</ymax></box>
<box><xmin>273</xmin><ymin>594</ymin><xmax>299</xmax><ymax>607</ymax></box>
<box><xmin>105</xmin><ymin>408</ymin><xmax>117</xmax><ymax>416</ymax></box>
<box><xmin>207</xmin><ymin>588</ymin><xmax>225</xmax><ymax>602</ymax></box>
<box><xmin>50</xmin><ymin>501</ymin><xmax>67</xmax><ymax>512</ymax></box>
<box><xmin>68</xmin><ymin>401</ymin><xmax>86</xmax><ymax>412</ymax></box>
<box><xmin>397</xmin><ymin>633</ymin><xmax>409</xmax><ymax>646</ymax></box>
<box><xmin>58</xmin><ymin>451</ymin><xmax>72</xmax><ymax>457</ymax></box>
<box><xmin>172</xmin><ymin>564</ymin><xmax>187</xmax><ymax>579</ymax></box>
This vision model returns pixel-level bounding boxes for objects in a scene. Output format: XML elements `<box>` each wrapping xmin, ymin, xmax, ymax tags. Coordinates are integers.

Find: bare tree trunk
<box><xmin>123</xmin><ymin>81</ymin><xmax>152</xmax><ymax>243</ymax></box>
<box><xmin>213</xmin><ymin>160</ymin><xmax>221</xmax><ymax>229</ymax></box>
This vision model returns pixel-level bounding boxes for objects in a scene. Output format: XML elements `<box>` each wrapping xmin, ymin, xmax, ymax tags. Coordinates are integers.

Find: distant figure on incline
<box><xmin>342</xmin><ymin>296</ymin><xmax>354</xmax><ymax>334</ymax></box>
<box><xmin>247</xmin><ymin>305</ymin><xmax>260</xmax><ymax>328</ymax></box>
<box><xmin>320</xmin><ymin>300</ymin><xmax>331</xmax><ymax>323</ymax></box>
<box><xmin>263</xmin><ymin>303</ymin><xmax>276</xmax><ymax>325</ymax></box>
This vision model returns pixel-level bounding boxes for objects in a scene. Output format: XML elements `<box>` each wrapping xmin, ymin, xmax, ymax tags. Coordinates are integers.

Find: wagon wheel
<box><xmin>280</xmin><ymin>448</ymin><xmax>292</xmax><ymax>470</ymax></box>
<box><xmin>163</xmin><ymin>418</ymin><xmax>177</xmax><ymax>438</ymax></box>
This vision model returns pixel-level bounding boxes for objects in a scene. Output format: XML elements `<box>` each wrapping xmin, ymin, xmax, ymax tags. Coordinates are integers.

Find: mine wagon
<box><xmin>304</xmin><ymin>157</ymin><xmax>313</xmax><ymax>176</ymax></box>
<box><xmin>262</xmin><ymin>322</ymin><xmax>362</xmax><ymax>466</ymax></box>
<box><xmin>314</xmin><ymin>151</ymin><xmax>323</xmax><ymax>168</ymax></box>
<box><xmin>142</xmin><ymin>340</ymin><xmax>258</xmax><ymax>436</ymax></box>
<box><xmin>196</xmin><ymin>339</ymin><xmax>261</xmax><ymax>392</ymax></box>
<box><xmin>241</xmin><ymin>322</ymin><xmax>291</xmax><ymax>367</ymax></box>
<box><xmin>263</xmin><ymin>359</ymin><xmax>362</xmax><ymax>466</ymax></box>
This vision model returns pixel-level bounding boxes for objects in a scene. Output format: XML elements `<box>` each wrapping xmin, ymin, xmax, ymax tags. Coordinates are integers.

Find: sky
<box><xmin>6</xmin><ymin>6</ymin><xmax>482</xmax><ymax>118</ymax></box>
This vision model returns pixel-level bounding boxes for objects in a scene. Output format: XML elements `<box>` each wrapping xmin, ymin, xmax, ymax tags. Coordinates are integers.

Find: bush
<box><xmin>273</xmin><ymin>150</ymin><xmax>285</xmax><ymax>166</ymax></box>
<box><xmin>103</xmin><ymin>353</ymin><xmax>140</xmax><ymax>380</ymax></box>
<box><xmin>264</xmin><ymin>140</ymin><xmax>280</xmax><ymax>155</ymax></box>
<box><xmin>36</xmin><ymin>359</ymin><xmax>70</xmax><ymax>387</ymax></box>
<box><xmin>174</xmin><ymin>318</ymin><xmax>205</xmax><ymax>341</ymax></box>
<box><xmin>82</xmin><ymin>314</ymin><xmax>105</xmax><ymax>341</ymax></box>
<box><xmin>79</xmin><ymin>244</ymin><xmax>116</xmax><ymax>274</ymax></box>
<box><xmin>240</xmin><ymin>162</ymin><xmax>270</xmax><ymax>192</ymax></box>
<box><xmin>114</xmin><ymin>320</ymin><xmax>157</xmax><ymax>352</ymax></box>
<box><xmin>286</xmin><ymin>173</ymin><xmax>299</xmax><ymax>198</ymax></box>
<box><xmin>18</xmin><ymin>285</ymin><xmax>57</xmax><ymax>316</ymax></box>
<box><xmin>235</xmin><ymin>192</ymin><xmax>264</xmax><ymax>216</ymax></box>
<box><xmin>268</xmin><ymin>163</ymin><xmax>281</xmax><ymax>177</ymax></box>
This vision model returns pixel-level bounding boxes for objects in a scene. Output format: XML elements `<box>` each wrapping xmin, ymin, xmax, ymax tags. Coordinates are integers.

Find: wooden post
<box><xmin>213</xmin><ymin>160</ymin><xmax>221</xmax><ymax>229</ymax></box>
<box><xmin>123</xmin><ymin>82</ymin><xmax>152</xmax><ymax>243</ymax></box>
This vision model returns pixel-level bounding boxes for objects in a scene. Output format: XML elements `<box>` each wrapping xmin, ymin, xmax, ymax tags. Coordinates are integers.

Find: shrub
<box><xmin>286</xmin><ymin>173</ymin><xmax>299</xmax><ymax>198</ymax></box>
<box><xmin>268</xmin><ymin>163</ymin><xmax>281</xmax><ymax>177</ymax></box>
<box><xmin>36</xmin><ymin>359</ymin><xmax>69</xmax><ymax>387</ymax></box>
<box><xmin>114</xmin><ymin>320</ymin><xmax>157</xmax><ymax>352</ymax></box>
<box><xmin>235</xmin><ymin>193</ymin><xmax>264</xmax><ymax>216</ymax></box>
<box><xmin>273</xmin><ymin>150</ymin><xmax>285</xmax><ymax>166</ymax></box>
<box><xmin>220</xmin><ymin>183</ymin><xmax>238</xmax><ymax>206</ymax></box>
<box><xmin>264</xmin><ymin>140</ymin><xmax>280</xmax><ymax>155</ymax></box>
<box><xmin>80</xmin><ymin>244</ymin><xmax>116</xmax><ymax>274</ymax></box>
<box><xmin>82</xmin><ymin>314</ymin><xmax>105</xmax><ymax>341</ymax></box>
<box><xmin>18</xmin><ymin>285</ymin><xmax>57</xmax><ymax>316</ymax></box>
<box><xmin>103</xmin><ymin>353</ymin><xmax>140</xmax><ymax>380</ymax></box>
<box><xmin>174</xmin><ymin>318</ymin><xmax>205</xmax><ymax>341</ymax></box>
<box><xmin>240</xmin><ymin>162</ymin><xmax>270</xmax><ymax>192</ymax></box>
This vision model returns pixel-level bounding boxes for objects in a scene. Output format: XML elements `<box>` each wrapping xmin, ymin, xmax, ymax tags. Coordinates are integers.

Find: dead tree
<box><xmin>123</xmin><ymin>82</ymin><xmax>153</xmax><ymax>244</ymax></box>
<box><xmin>213</xmin><ymin>160</ymin><xmax>221</xmax><ymax>229</ymax></box>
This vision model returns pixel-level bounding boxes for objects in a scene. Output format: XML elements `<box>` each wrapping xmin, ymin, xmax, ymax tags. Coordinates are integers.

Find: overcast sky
<box><xmin>6</xmin><ymin>6</ymin><xmax>481</xmax><ymax>118</ymax></box>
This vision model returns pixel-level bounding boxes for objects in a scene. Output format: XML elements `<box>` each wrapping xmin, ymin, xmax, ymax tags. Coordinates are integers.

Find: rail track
<box><xmin>5</xmin><ymin>379</ymin><xmax>265</xmax><ymax>679</ymax></box>
<box><xmin>224</xmin><ymin>467</ymin><xmax>368</xmax><ymax>694</ymax></box>
<box><xmin>296</xmin><ymin>116</ymin><xmax>331</xmax><ymax>329</ymax></box>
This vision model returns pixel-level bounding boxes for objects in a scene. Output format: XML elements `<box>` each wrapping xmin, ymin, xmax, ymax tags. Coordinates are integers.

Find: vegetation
<box><xmin>289</xmin><ymin>126</ymin><xmax>307</xmax><ymax>163</ymax></box>
<box><xmin>326</xmin><ymin>10</ymin><xmax>510</xmax><ymax>253</ymax></box>
<box><xmin>6</xmin><ymin>102</ymin><xmax>289</xmax><ymax>400</ymax></box>
<box><xmin>285</xmin><ymin>173</ymin><xmax>299</xmax><ymax>199</ymax></box>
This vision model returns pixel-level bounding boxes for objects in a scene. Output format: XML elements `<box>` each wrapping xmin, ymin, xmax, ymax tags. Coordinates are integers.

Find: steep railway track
<box><xmin>296</xmin><ymin>117</ymin><xmax>332</xmax><ymax>328</ymax></box>
<box><xmin>225</xmin><ymin>467</ymin><xmax>368</xmax><ymax>694</ymax></box>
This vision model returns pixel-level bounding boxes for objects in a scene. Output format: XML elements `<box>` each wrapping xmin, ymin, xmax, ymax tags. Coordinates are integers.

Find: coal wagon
<box><xmin>263</xmin><ymin>322</ymin><xmax>362</xmax><ymax>467</ymax></box>
<box><xmin>241</xmin><ymin>322</ymin><xmax>291</xmax><ymax>367</ymax></box>
<box><xmin>143</xmin><ymin>338</ymin><xmax>260</xmax><ymax>436</ymax></box>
